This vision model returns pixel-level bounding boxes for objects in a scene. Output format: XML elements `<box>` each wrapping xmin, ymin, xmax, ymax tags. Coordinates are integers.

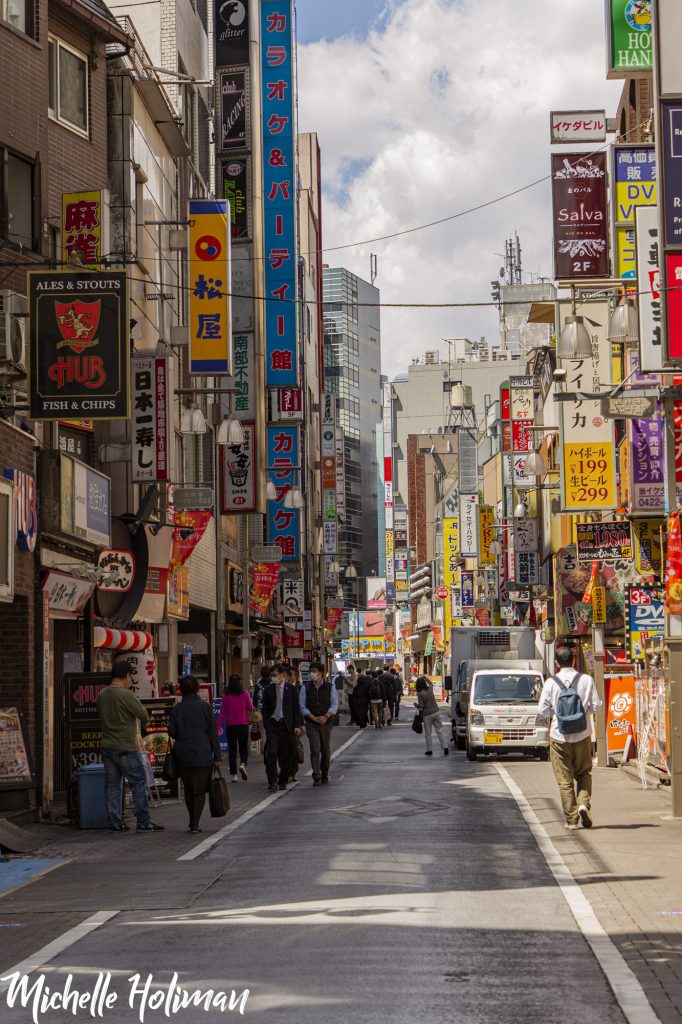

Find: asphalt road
<box><xmin>1</xmin><ymin>720</ymin><xmax>627</xmax><ymax>1024</ymax></box>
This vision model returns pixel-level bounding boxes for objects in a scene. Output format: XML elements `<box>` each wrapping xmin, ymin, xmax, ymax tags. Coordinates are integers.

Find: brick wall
<box><xmin>0</xmin><ymin>420</ymin><xmax>36</xmax><ymax>786</ymax></box>
<box><xmin>406</xmin><ymin>435</ymin><xmax>427</xmax><ymax>564</ymax></box>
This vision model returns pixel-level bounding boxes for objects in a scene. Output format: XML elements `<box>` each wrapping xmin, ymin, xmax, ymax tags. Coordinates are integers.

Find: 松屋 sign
<box><xmin>188</xmin><ymin>199</ymin><xmax>231</xmax><ymax>375</ymax></box>
<box><xmin>131</xmin><ymin>357</ymin><xmax>173</xmax><ymax>482</ymax></box>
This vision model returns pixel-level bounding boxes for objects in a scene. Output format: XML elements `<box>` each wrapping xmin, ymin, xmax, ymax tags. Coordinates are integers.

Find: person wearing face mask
<box><xmin>261</xmin><ymin>663</ymin><xmax>304</xmax><ymax>791</ymax></box>
<box><xmin>300</xmin><ymin>661</ymin><xmax>338</xmax><ymax>786</ymax></box>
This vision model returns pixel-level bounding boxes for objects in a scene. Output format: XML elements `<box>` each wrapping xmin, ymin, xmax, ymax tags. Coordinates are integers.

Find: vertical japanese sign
<box><xmin>131</xmin><ymin>356</ymin><xmax>173</xmax><ymax>483</ymax></box>
<box><xmin>656</xmin><ymin>96</ymin><xmax>682</xmax><ymax>361</ymax></box>
<box><xmin>61</xmin><ymin>191</ymin><xmax>107</xmax><ymax>268</ymax></box>
<box><xmin>612</xmin><ymin>145</ymin><xmax>656</xmax><ymax>280</ymax></box>
<box><xmin>267</xmin><ymin>424</ymin><xmax>300</xmax><ymax>562</ymax></box>
<box><xmin>383</xmin><ymin>382</ymin><xmax>394</xmax><ymax>601</ymax></box>
<box><xmin>457</xmin><ymin>428</ymin><xmax>478</xmax><ymax>493</ymax></box>
<box><xmin>459</xmin><ymin>495</ymin><xmax>479</xmax><ymax>559</ymax></box>
<box><xmin>221</xmin><ymin>422</ymin><xmax>256</xmax><ymax>512</ymax></box>
<box><xmin>606</xmin><ymin>0</ymin><xmax>652</xmax><ymax>77</ymax></box>
<box><xmin>321</xmin><ymin>391</ymin><xmax>337</xmax><ymax>558</ymax></box>
<box><xmin>232</xmin><ymin>333</ymin><xmax>256</xmax><ymax>419</ymax></box>
<box><xmin>478</xmin><ymin>505</ymin><xmax>495</xmax><ymax>567</ymax></box>
<box><xmin>261</xmin><ymin>0</ymin><xmax>297</xmax><ymax>387</ymax></box>
<box><xmin>559</xmin><ymin>301</ymin><xmax>617</xmax><ymax>511</ymax></box>
<box><xmin>443</xmin><ymin>518</ymin><xmax>460</xmax><ymax>635</ymax></box>
<box><xmin>510</xmin><ymin>375</ymin><xmax>534</xmax><ymax>454</ymax></box>
<box><xmin>636</xmin><ymin>205</ymin><xmax>663</xmax><ymax>370</ymax></box>
<box><xmin>551</xmin><ymin>153</ymin><xmax>609</xmax><ymax>279</ymax></box>
<box><xmin>188</xmin><ymin>199</ymin><xmax>231</xmax><ymax>374</ymax></box>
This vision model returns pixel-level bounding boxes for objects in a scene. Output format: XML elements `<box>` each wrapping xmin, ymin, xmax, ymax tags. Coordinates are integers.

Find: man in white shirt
<box><xmin>537</xmin><ymin>645</ymin><xmax>602</xmax><ymax>830</ymax></box>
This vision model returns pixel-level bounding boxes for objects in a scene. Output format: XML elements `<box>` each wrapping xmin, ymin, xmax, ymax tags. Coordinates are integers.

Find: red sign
<box><xmin>512</xmin><ymin>420</ymin><xmax>533</xmax><ymax>453</ymax></box>
<box><xmin>171</xmin><ymin>510</ymin><xmax>212</xmax><ymax>568</ymax></box>
<box><xmin>249</xmin><ymin>561</ymin><xmax>281</xmax><ymax>615</ymax></box>
<box><xmin>279</xmin><ymin>387</ymin><xmax>302</xmax><ymax>419</ymax></box>
<box><xmin>605</xmin><ymin>675</ymin><xmax>636</xmax><ymax>756</ymax></box>
<box><xmin>666</xmin><ymin>253</ymin><xmax>682</xmax><ymax>360</ymax></box>
<box><xmin>322</xmin><ymin>456</ymin><xmax>336</xmax><ymax>489</ymax></box>
<box><xmin>435</xmin><ymin>585</ymin><xmax>449</xmax><ymax>600</ymax></box>
<box><xmin>501</xmin><ymin>387</ymin><xmax>511</xmax><ymax>421</ymax></box>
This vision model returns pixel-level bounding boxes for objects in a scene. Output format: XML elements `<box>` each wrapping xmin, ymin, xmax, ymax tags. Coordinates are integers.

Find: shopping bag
<box><xmin>411</xmin><ymin>711</ymin><xmax>423</xmax><ymax>735</ymax></box>
<box><xmin>208</xmin><ymin>764</ymin><xmax>230</xmax><ymax>817</ymax></box>
<box><xmin>383</xmin><ymin>706</ymin><xmax>392</xmax><ymax>723</ymax></box>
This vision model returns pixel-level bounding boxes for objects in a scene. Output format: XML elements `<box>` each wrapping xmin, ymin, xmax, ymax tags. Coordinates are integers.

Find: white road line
<box><xmin>179</xmin><ymin>727</ymin><xmax>365</xmax><ymax>862</ymax></box>
<box><xmin>0</xmin><ymin>911</ymin><xmax>118</xmax><ymax>993</ymax></box>
<box><xmin>495</xmin><ymin>764</ymin><xmax>661</xmax><ymax>1024</ymax></box>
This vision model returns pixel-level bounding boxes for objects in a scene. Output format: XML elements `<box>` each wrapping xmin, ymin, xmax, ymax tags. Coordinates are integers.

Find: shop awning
<box><xmin>94</xmin><ymin>627</ymin><xmax>153</xmax><ymax>651</ymax></box>
<box><xmin>527</xmin><ymin>302</ymin><xmax>556</xmax><ymax>325</ymax></box>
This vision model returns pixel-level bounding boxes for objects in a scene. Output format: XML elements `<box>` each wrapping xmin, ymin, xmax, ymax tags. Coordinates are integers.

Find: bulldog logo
<box><xmin>55</xmin><ymin>300</ymin><xmax>100</xmax><ymax>353</ymax></box>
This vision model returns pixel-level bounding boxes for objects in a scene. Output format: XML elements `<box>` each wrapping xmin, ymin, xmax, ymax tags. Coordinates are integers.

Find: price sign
<box><xmin>563</xmin><ymin>443</ymin><xmax>617</xmax><ymax>511</ymax></box>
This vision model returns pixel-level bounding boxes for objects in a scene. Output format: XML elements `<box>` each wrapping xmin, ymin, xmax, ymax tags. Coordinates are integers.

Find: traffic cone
<box><xmin>622</xmin><ymin>723</ymin><xmax>636</xmax><ymax>763</ymax></box>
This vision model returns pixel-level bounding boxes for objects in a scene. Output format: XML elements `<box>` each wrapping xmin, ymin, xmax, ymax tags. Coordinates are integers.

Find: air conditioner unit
<box><xmin>0</xmin><ymin>291</ymin><xmax>27</xmax><ymax>369</ymax></box>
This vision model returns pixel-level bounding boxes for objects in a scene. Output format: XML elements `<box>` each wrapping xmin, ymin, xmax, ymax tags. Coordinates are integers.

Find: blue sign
<box><xmin>261</xmin><ymin>0</ymin><xmax>297</xmax><ymax>387</ymax></box>
<box><xmin>213</xmin><ymin>699</ymin><xmax>228</xmax><ymax>754</ymax></box>
<box><xmin>85</xmin><ymin>467</ymin><xmax>110</xmax><ymax>546</ymax></box>
<box><xmin>660</xmin><ymin>102</ymin><xmax>682</xmax><ymax>247</ymax></box>
<box><xmin>267</xmin><ymin>424</ymin><xmax>300</xmax><ymax>562</ymax></box>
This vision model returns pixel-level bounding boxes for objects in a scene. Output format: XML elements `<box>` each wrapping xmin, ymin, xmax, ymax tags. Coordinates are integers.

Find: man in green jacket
<box><xmin>97</xmin><ymin>659</ymin><xmax>165</xmax><ymax>833</ymax></box>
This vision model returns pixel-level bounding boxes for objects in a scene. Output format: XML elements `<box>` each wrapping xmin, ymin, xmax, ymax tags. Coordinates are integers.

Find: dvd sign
<box><xmin>28</xmin><ymin>271</ymin><xmax>128</xmax><ymax>420</ymax></box>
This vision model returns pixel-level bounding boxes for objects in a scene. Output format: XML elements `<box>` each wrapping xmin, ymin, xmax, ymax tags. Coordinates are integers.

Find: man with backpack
<box><xmin>537</xmin><ymin>645</ymin><xmax>601</xmax><ymax>830</ymax></box>
<box><xmin>368</xmin><ymin>670</ymin><xmax>386</xmax><ymax>729</ymax></box>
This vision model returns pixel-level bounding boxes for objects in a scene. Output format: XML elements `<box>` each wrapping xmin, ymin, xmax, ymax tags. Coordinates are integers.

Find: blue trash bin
<box><xmin>77</xmin><ymin>763</ymin><xmax>109</xmax><ymax>829</ymax></box>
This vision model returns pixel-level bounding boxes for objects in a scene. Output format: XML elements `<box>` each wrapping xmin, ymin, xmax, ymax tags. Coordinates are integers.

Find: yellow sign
<box><xmin>563</xmin><ymin>442</ymin><xmax>617</xmax><ymax>512</ymax></box>
<box><xmin>592</xmin><ymin>586</ymin><xmax>606</xmax><ymax>624</ymax></box>
<box><xmin>443</xmin><ymin>518</ymin><xmax>460</xmax><ymax>635</ymax></box>
<box><xmin>385</xmin><ymin>531</ymin><xmax>394</xmax><ymax>559</ymax></box>
<box><xmin>615</xmin><ymin>173</ymin><xmax>656</xmax><ymax>279</ymax></box>
<box><xmin>61</xmin><ymin>191</ymin><xmax>105</xmax><ymax>268</ymax></box>
<box><xmin>188</xmin><ymin>199</ymin><xmax>231</xmax><ymax>374</ymax></box>
<box><xmin>167</xmin><ymin>566</ymin><xmax>190</xmax><ymax>620</ymax></box>
<box><xmin>478</xmin><ymin>505</ymin><xmax>495</xmax><ymax>567</ymax></box>
<box><xmin>635</xmin><ymin>519</ymin><xmax>663</xmax><ymax>575</ymax></box>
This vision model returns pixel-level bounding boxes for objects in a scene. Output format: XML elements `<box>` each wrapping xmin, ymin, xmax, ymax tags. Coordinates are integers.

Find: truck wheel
<box><xmin>538</xmin><ymin>748</ymin><xmax>549</xmax><ymax>762</ymax></box>
<box><xmin>466</xmin><ymin>743</ymin><xmax>477</xmax><ymax>762</ymax></box>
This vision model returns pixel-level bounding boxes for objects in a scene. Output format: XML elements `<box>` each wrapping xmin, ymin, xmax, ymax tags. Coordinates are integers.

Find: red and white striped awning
<box><xmin>94</xmin><ymin>627</ymin><xmax>153</xmax><ymax>652</ymax></box>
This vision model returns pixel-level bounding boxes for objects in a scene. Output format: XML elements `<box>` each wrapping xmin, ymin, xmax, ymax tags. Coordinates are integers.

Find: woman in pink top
<box><xmin>217</xmin><ymin>674</ymin><xmax>253</xmax><ymax>782</ymax></box>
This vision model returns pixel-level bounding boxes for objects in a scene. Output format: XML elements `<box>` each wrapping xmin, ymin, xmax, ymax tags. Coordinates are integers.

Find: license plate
<box><xmin>484</xmin><ymin>732</ymin><xmax>503</xmax><ymax>744</ymax></box>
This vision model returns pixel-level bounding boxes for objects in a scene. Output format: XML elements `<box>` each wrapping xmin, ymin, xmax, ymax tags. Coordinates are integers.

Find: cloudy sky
<box><xmin>295</xmin><ymin>0</ymin><xmax>623</xmax><ymax>378</ymax></box>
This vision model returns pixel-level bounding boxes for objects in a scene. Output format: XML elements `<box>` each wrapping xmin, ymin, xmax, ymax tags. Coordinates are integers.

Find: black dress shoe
<box><xmin>313</xmin><ymin>779</ymin><xmax>322</xmax><ymax>787</ymax></box>
<box><xmin>321</xmin><ymin>776</ymin><xmax>329</xmax><ymax>784</ymax></box>
<box><xmin>268</xmin><ymin>784</ymin><xmax>278</xmax><ymax>792</ymax></box>
<box><xmin>278</xmin><ymin>783</ymin><xmax>287</xmax><ymax>791</ymax></box>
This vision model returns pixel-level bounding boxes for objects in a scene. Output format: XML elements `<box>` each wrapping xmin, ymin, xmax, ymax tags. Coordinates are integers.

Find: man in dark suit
<box><xmin>262</xmin><ymin>663</ymin><xmax>303</xmax><ymax>791</ymax></box>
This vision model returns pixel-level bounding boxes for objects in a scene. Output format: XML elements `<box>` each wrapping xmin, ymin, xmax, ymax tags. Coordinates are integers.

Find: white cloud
<box><xmin>298</xmin><ymin>0</ymin><xmax>623</xmax><ymax>377</ymax></box>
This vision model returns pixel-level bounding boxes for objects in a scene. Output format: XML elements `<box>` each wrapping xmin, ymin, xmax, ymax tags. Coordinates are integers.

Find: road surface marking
<box><xmin>496</xmin><ymin>764</ymin><xmax>661</xmax><ymax>1024</ymax></box>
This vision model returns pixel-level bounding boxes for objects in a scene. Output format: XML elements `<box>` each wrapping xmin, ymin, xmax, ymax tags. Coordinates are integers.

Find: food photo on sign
<box><xmin>554</xmin><ymin>545</ymin><xmax>653</xmax><ymax>637</ymax></box>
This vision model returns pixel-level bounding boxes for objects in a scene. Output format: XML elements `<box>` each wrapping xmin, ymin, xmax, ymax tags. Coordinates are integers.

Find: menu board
<box><xmin>141</xmin><ymin>697</ymin><xmax>177</xmax><ymax>792</ymax></box>
<box><xmin>0</xmin><ymin>707</ymin><xmax>32</xmax><ymax>787</ymax></box>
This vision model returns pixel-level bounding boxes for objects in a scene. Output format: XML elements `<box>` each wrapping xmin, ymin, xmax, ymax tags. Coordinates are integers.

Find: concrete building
<box><xmin>391</xmin><ymin>350</ymin><xmax>514</xmax><ymax>507</ymax></box>
<box><xmin>323</xmin><ymin>267</ymin><xmax>382</xmax><ymax>607</ymax></box>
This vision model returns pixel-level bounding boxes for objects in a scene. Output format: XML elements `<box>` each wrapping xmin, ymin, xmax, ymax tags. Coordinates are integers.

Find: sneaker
<box><xmin>239</xmin><ymin>763</ymin><xmax>248</xmax><ymax>781</ymax></box>
<box><xmin>424</xmin><ymin>751</ymin><xmax>433</xmax><ymax>757</ymax></box>
<box><xmin>564</xmin><ymin>823</ymin><xmax>579</xmax><ymax>831</ymax></box>
<box><xmin>231</xmin><ymin>774</ymin><xmax>239</xmax><ymax>783</ymax></box>
<box><xmin>578</xmin><ymin>805</ymin><xmax>593</xmax><ymax>829</ymax></box>
<box><xmin>136</xmin><ymin>822</ymin><xmax>165</xmax><ymax>833</ymax></box>
<box><xmin>109</xmin><ymin>823</ymin><xmax>129</xmax><ymax>833</ymax></box>
<box><xmin>443</xmin><ymin>748</ymin><xmax>449</xmax><ymax>756</ymax></box>
<box><xmin>188</xmin><ymin>827</ymin><xmax>202</xmax><ymax>834</ymax></box>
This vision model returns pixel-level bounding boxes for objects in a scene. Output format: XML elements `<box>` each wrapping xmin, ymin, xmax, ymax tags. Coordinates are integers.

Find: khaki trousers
<box><xmin>549</xmin><ymin>736</ymin><xmax>593</xmax><ymax>825</ymax></box>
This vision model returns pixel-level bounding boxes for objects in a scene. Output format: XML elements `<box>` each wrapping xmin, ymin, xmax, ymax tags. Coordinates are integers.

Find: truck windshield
<box><xmin>472</xmin><ymin>674</ymin><xmax>542</xmax><ymax>704</ymax></box>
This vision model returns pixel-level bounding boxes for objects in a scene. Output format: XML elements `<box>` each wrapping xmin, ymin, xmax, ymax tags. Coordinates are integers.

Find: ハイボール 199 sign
<box><xmin>28</xmin><ymin>270</ymin><xmax>129</xmax><ymax>421</ymax></box>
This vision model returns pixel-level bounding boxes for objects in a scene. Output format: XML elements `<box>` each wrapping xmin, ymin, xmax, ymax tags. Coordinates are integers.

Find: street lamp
<box><xmin>557</xmin><ymin>316</ymin><xmax>593</xmax><ymax>359</ymax></box>
<box><xmin>607</xmin><ymin>297</ymin><xmax>638</xmax><ymax>344</ymax></box>
<box><xmin>180</xmin><ymin>403</ymin><xmax>207</xmax><ymax>434</ymax></box>
<box><xmin>523</xmin><ymin>449</ymin><xmax>546</xmax><ymax>476</ymax></box>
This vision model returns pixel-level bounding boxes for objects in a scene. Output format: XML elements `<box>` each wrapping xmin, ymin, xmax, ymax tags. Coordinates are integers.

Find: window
<box><xmin>0</xmin><ymin>0</ymin><xmax>34</xmax><ymax>37</ymax></box>
<box><xmin>5</xmin><ymin>153</ymin><xmax>34</xmax><ymax>247</ymax></box>
<box><xmin>48</xmin><ymin>37</ymin><xmax>89</xmax><ymax>136</ymax></box>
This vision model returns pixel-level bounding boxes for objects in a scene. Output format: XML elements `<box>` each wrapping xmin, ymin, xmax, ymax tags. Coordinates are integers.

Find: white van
<box><xmin>466</xmin><ymin>667</ymin><xmax>548</xmax><ymax>762</ymax></box>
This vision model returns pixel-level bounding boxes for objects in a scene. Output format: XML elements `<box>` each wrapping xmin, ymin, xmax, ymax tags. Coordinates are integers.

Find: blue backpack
<box><xmin>553</xmin><ymin>674</ymin><xmax>587</xmax><ymax>735</ymax></box>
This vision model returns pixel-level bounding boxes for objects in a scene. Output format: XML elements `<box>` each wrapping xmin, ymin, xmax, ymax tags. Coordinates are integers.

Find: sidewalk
<box><xmin>506</xmin><ymin>759</ymin><xmax>682</xmax><ymax>1024</ymax></box>
<box><xmin>0</xmin><ymin>721</ymin><xmax>360</xmax><ymax>976</ymax></box>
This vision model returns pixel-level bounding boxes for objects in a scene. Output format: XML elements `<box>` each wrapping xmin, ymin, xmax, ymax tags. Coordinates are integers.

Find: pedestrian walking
<box><xmin>300</xmin><ymin>661</ymin><xmax>338</xmax><ymax>785</ymax></box>
<box><xmin>216</xmin><ymin>674</ymin><xmax>253</xmax><ymax>783</ymax></box>
<box><xmin>368</xmin><ymin>670</ymin><xmax>385</xmax><ymax>729</ymax></box>
<box><xmin>537</xmin><ymin>645</ymin><xmax>601</xmax><ymax>830</ymax></box>
<box><xmin>350</xmin><ymin>672</ymin><xmax>371</xmax><ymax>728</ymax></box>
<box><xmin>389</xmin><ymin>668</ymin><xmax>403</xmax><ymax>720</ymax></box>
<box><xmin>169</xmin><ymin>676</ymin><xmax>222</xmax><ymax>833</ymax></box>
<box><xmin>97</xmin><ymin>659</ymin><xmax>165</xmax><ymax>834</ymax></box>
<box><xmin>262</xmin><ymin>664</ymin><xmax>303</xmax><ymax>791</ymax></box>
<box><xmin>285</xmin><ymin>665</ymin><xmax>303</xmax><ymax>783</ymax></box>
<box><xmin>379</xmin><ymin>666</ymin><xmax>395</xmax><ymax>725</ymax></box>
<box><xmin>415</xmin><ymin>676</ymin><xmax>449</xmax><ymax>757</ymax></box>
<box><xmin>252</xmin><ymin>666</ymin><xmax>271</xmax><ymax>714</ymax></box>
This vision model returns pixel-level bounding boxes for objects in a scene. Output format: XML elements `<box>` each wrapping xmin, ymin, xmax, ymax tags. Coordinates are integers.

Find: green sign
<box><xmin>607</xmin><ymin>0</ymin><xmax>652</xmax><ymax>77</ymax></box>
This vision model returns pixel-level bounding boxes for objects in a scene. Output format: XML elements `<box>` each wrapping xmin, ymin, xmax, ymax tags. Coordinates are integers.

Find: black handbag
<box><xmin>161</xmin><ymin>747</ymin><xmax>179</xmax><ymax>782</ymax></box>
<box><xmin>208</xmin><ymin>764</ymin><xmax>230</xmax><ymax>817</ymax></box>
<box><xmin>295</xmin><ymin>735</ymin><xmax>305</xmax><ymax>765</ymax></box>
<box><xmin>411</xmin><ymin>711</ymin><xmax>423</xmax><ymax>735</ymax></box>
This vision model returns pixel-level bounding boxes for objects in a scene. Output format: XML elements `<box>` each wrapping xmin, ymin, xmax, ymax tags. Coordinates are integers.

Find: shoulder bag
<box><xmin>208</xmin><ymin>763</ymin><xmax>230</xmax><ymax>817</ymax></box>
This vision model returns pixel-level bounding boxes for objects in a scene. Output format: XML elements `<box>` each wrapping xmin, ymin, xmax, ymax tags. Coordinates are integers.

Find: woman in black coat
<box><xmin>169</xmin><ymin>676</ymin><xmax>221</xmax><ymax>833</ymax></box>
<box><xmin>350</xmin><ymin>673</ymin><xmax>372</xmax><ymax>729</ymax></box>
